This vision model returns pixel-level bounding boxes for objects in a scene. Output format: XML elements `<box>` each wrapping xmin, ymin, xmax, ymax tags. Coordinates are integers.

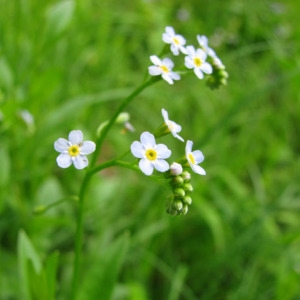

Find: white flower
<box><xmin>197</xmin><ymin>35</ymin><xmax>217</xmax><ymax>58</ymax></box>
<box><xmin>162</xmin><ymin>26</ymin><xmax>187</xmax><ymax>55</ymax></box>
<box><xmin>148</xmin><ymin>55</ymin><xmax>180</xmax><ymax>85</ymax></box>
<box><xmin>54</xmin><ymin>130</ymin><xmax>96</xmax><ymax>169</ymax></box>
<box><xmin>131</xmin><ymin>131</ymin><xmax>171</xmax><ymax>176</ymax></box>
<box><xmin>161</xmin><ymin>108</ymin><xmax>184</xmax><ymax>142</ymax></box>
<box><xmin>184</xmin><ymin>46</ymin><xmax>212</xmax><ymax>80</ymax></box>
<box><xmin>185</xmin><ymin>140</ymin><xmax>206</xmax><ymax>175</ymax></box>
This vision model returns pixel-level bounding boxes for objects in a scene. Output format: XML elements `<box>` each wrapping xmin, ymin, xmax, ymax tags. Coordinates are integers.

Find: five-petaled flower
<box><xmin>197</xmin><ymin>35</ymin><xmax>217</xmax><ymax>58</ymax></box>
<box><xmin>185</xmin><ymin>140</ymin><xmax>206</xmax><ymax>175</ymax></box>
<box><xmin>161</xmin><ymin>108</ymin><xmax>184</xmax><ymax>142</ymax></box>
<box><xmin>148</xmin><ymin>55</ymin><xmax>180</xmax><ymax>85</ymax></box>
<box><xmin>184</xmin><ymin>45</ymin><xmax>212</xmax><ymax>79</ymax></box>
<box><xmin>54</xmin><ymin>130</ymin><xmax>96</xmax><ymax>169</ymax></box>
<box><xmin>131</xmin><ymin>131</ymin><xmax>171</xmax><ymax>176</ymax></box>
<box><xmin>162</xmin><ymin>26</ymin><xmax>187</xmax><ymax>56</ymax></box>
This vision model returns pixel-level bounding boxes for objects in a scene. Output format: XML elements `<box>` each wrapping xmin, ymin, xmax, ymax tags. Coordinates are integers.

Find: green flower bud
<box><xmin>181</xmin><ymin>205</ymin><xmax>188</xmax><ymax>215</ymax></box>
<box><xmin>183</xmin><ymin>195</ymin><xmax>192</xmax><ymax>205</ymax></box>
<box><xmin>174</xmin><ymin>188</ymin><xmax>185</xmax><ymax>198</ymax></box>
<box><xmin>183</xmin><ymin>183</ymin><xmax>193</xmax><ymax>193</ymax></box>
<box><xmin>171</xmin><ymin>175</ymin><xmax>184</xmax><ymax>187</ymax></box>
<box><xmin>173</xmin><ymin>200</ymin><xmax>183</xmax><ymax>211</ymax></box>
<box><xmin>182</xmin><ymin>171</ymin><xmax>191</xmax><ymax>182</ymax></box>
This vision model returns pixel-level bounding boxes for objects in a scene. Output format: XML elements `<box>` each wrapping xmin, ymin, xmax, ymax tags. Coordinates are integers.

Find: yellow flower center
<box><xmin>160</xmin><ymin>65</ymin><xmax>169</xmax><ymax>73</ymax></box>
<box><xmin>167</xmin><ymin>121</ymin><xmax>174</xmax><ymax>131</ymax></box>
<box><xmin>188</xmin><ymin>153</ymin><xmax>195</xmax><ymax>165</ymax></box>
<box><xmin>68</xmin><ymin>145</ymin><xmax>80</xmax><ymax>157</ymax></box>
<box><xmin>194</xmin><ymin>57</ymin><xmax>202</xmax><ymax>67</ymax></box>
<box><xmin>145</xmin><ymin>149</ymin><xmax>157</xmax><ymax>161</ymax></box>
<box><xmin>172</xmin><ymin>37</ymin><xmax>180</xmax><ymax>45</ymax></box>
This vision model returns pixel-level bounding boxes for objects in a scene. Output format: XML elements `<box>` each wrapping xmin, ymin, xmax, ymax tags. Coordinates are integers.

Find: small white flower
<box><xmin>161</xmin><ymin>108</ymin><xmax>184</xmax><ymax>142</ymax></box>
<box><xmin>131</xmin><ymin>131</ymin><xmax>171</xmax><ymax>176</ymax></box>
<box><xmin>148</xmin><ymin>55</ymin><xmax>180</xmax><ymax>85</ymax></box>
<box><xmin>185</xmin><ymin>140</ymin><xmax>206</xmax><ymax>175</ymax></box>
<box><xmin>162</xmin><ymin>26</ymin><xmax>187</xmax><ymax>55</ymax></box>
<box><xmin>197</xmin><ymin>35</ymin><xmax>217</xmax><ymax>58</ymax></box>
<box><xmin>184</xmin><ymin>46</ymin><xmax>212</xmax><ymax>80</ymax></box>
<box><xmin>54</xmin><ymin>130</ymin><xmax>96</xmax><ymax>169</ymax></box>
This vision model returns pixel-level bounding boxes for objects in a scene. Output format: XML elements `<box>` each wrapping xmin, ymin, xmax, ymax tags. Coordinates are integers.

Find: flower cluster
<box><xmin>130</xmin><ymin>108</ymin><xmax>206</xmax><ymax>215</ymax></box>
<box><xmin>148</xmin><ymin>26</ymin><xmax>228</xmax><ymax>88</ymax></box>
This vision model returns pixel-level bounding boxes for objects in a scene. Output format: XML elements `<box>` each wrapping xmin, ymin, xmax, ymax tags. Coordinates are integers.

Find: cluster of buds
<box><xmin>205</xmin><ymin>57</ymin><xmax>229</xmax><ymax>89</ymax></box>
<box><xmin>165</xmin><ymin>163</ymin><xmax>193</xmax><ymax>216</ymax></box>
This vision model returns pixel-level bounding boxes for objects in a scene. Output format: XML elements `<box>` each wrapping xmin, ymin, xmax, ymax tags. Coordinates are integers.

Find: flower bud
<box><xmin>171</xmin><ymin>175</ymin><xmax>184</xmax><ymax>187</ymax></box>
<box><xmin>173</xmin><ymin>200</ymin><xmax>183</xmax><ymax>211</ymax></box>
<box><xmin>183</xmin><ymin>195</ymin><xmax>192</xmax><ymax>205</ymax></box>
<box><xmin>182</xmin><ymin>171</ymin><xmax>191</xmax><ymax>182</ymax></box>
<box><xmin>170</xmin><ymin>162</ymin><xmax>183</xmax><ymax>176</ymax></box>
<box><xmin>181</xmin><ymin>205</ymin><xmax>188</xmax><ymax>215</ymax></box>
<box><xmin>174</xmin><ymin>188</ymin><xmax>185</xmax><ymax>198</ymax></box>
<box><xmin>183</xmin><ymin>183</ymin><xmax>193</xmax><ymax>193</ymax></box>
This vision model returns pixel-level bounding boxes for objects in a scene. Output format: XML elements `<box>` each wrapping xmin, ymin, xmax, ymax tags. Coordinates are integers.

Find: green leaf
<box><xmin>0</xmin><ymin>57</ymin><xmax>14</xmax><ymax>90</ymax></box>
<box><xmin>78</xmin><ymin>232</ymin><xmax>130</xmax><ymax>300</ymax></box>
<box><xmin>45</xmin><ymin>0</ymin><xmax>75</xmax><ymax>37</ymax></box>
<box><xmin>44</xmin><ymin>252</ymin><xmax>59</xmax><ymax>300</ymax></box>
<box><xmin>0</xmin><ymin>146</ymin><xmax>10</xmax><ymax>187</ymax></box>
<box><xmin>17</xmin><ymin>230</ymin><xmax>42</xmax><ymax>300</ymax></box>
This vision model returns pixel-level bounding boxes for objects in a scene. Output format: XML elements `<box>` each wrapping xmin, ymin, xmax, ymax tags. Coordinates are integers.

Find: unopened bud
<box><xmin>173</xmin><ymin>200</ymin><xmax>183</xmax><ymax>211</ymax></box>
<box><xmin>171</xmin><ymin>176</ymin><xmax>184</xmax><ymax>187</ymax></box>
<box><xmin>174</xmin><ymin>188</ymin><xmax>185</xmax><ymax>198</ymax></box>
<box><xmin>183</xmin><ymin>183</ymin><xmax>193</xmax><ymax>193</ymax></box>
<box><xmin>181</xmin><ymin>205</ymin><xmax>188</xmax><ymax>215</ymax></box>
<box><xmin>170</xmin><ymin>162</ymin><xmax>183</xmax><ymax>176</ymax></box>
<box><xmin>182</xmin><ymin>171</ymin><xmax>191</xmax><ymax>182</ymax></box>
<box><xmin>183</xmin><ymin>196</ymin><xmax>192</xmax><ymax>205</ymax></box>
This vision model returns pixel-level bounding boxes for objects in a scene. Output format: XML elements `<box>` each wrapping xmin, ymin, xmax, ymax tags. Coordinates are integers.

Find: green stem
<box><xmin>90</xmin><ymin>77</ymin><xmax>158</xmax><ymax>167</ymax></box>
<box><xmin>70</xmin><ymin>158</ymin><xmax>140</xmax><ymax>299</ymax></box>
<box><xmin>70</xmin><ymin>78</ymin><xmax>157</xmax><ymax>299</ymax></box>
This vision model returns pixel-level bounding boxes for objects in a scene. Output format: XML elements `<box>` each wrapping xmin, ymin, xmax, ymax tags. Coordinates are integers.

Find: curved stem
<box><xmin>90</xmin><ymin>77</ymin><xmax>158</xmax><ymax>167</ymax></box>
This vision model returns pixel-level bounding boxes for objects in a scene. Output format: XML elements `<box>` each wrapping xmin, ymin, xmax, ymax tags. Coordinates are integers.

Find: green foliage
<box><xmin>1</xmin><ymin>0</ymin><xmax>300</xmax><ymax>299</ymax></box>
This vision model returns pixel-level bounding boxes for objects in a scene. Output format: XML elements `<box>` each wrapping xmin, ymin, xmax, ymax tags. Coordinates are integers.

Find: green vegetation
<box><xmin>1</xmin><ymin>0</ymin><xmax>300</xmax><ymax>299</ymax></box>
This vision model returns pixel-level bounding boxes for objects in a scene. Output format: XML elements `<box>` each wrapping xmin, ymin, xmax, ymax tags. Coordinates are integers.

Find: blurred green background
<box><xmin>1</xmin><ymin>0</ymin><xmax>300</xmax><ymax>299</ymax></box>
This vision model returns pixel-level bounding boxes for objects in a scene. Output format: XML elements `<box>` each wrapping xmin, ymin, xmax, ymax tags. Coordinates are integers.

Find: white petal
<box><xmin>170</xmin><ymin>72</ymin><xmax>180</xmax><ymax>81</ymax></box>
<box><xmin>140</xmin><ymin>131</ymin><xmax>156</xmax><ymax>148</ymax></box>
<box><xmin>186</xmin><ymin>45</ymin><xmax>195</xmax><ymax>57</ymax></box>
<box><xmin>196</xmin><ymin>48</ymin><xmax>207</xmax><ymax>60</ymax></box>
<box><xmin>150</xmin><ymin>55</ymin><xmax>161</xmax><ymax>66</ymax></box>
<box><xmin>130</xmin><ymin>141</ymin><xmax>144</xmax><ymax>158</ymax></box>
<box><xmin>162</xmin><ymin>73</ymin><xmax>173</xmax><ymax>84</ymax></box>
<box><xmin>161</xmin><ymin>108</ymin><xmax>169</xmax><ymax>123</ymax></box>
<box><xmin>54</xmin><ymin>138</ymin><xmax>69</xmax><ymax>153</ymax></box>
<box><xmin>139</xmin><ymin>158</ymin><xmax>154</xmax><ymax>176</ymax></box>
<box><xmin>56</xmin><ymin>153</ymin><xmax>72</xmax><ymax>168</ymax></box>
<box><xmin>162</xmin><ymin>33</ymin><xmax>172</xmax><ymax>43</ymax></box>
<box><xmin>172</xmin><ymin>131</ymin><xmax>184</xmax><ymax>142</ymax></box>
<box><xmin>148</xmin><ymin>66</ymin><xmax>162</xmax><ymax>76</ymax></box>
<box><xmin>184</xmin><ymin>57</ymin><xmax>194</xmax><ymax>69</ymax></box>
<box><xmin>191</xmin><ymin>164</ymin><xmax>206</xmax><ymax>175</ymax></box>
<box><xmin>80</xmin><ymin>141</ymin><xmax>96</xmax><ymax>155</ymax></box>
<box><xmin>201</xmin><ymin>63</ymin><xmax>213</xmax><ymax>74</ymax></box>
<box><xmin>156</xmin><ymin>144</ymin><xmax>171</xmax><ymax>159</ymax></box>
<box><xmin>69</xmin><ymin>130</ymin><xmax>83</xmax><ymax>145</ymax></box>
<box><xmin>185</xmin><ymin>140</ymin><xmax>193</xmax><ymax>155</ymax></box>
<box><xmin>162</xmin><ymin>58</ymin><xmax>174</xmax><ymax>69</ymax></box>
<box><xmin>170</xmin><ymin>45</ymin><xmax>180</xmax><ymax>56</ymax></box>
<box><xmin>73</xmin><ymin>155</ymin><xmax>88</xmax><ymax>169</ymax></box>
<box><xmin>194</xmin><ymin>68</ymin><xmax>204</xmax><ymax>79</ymax></box>
<box><xmin>192</xmin><ymin>150</ymin><xmax>204</xmax><ymax>163</ymax></box>
<box><xmin>165</xmin><ymin>26</ymin><xmax>175</xmax><ymax>36</ymax></box>
<box><xmin>153</xmin><ymin>159</ymin><xmax>169</xmax><ymax>172</ymax></box>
